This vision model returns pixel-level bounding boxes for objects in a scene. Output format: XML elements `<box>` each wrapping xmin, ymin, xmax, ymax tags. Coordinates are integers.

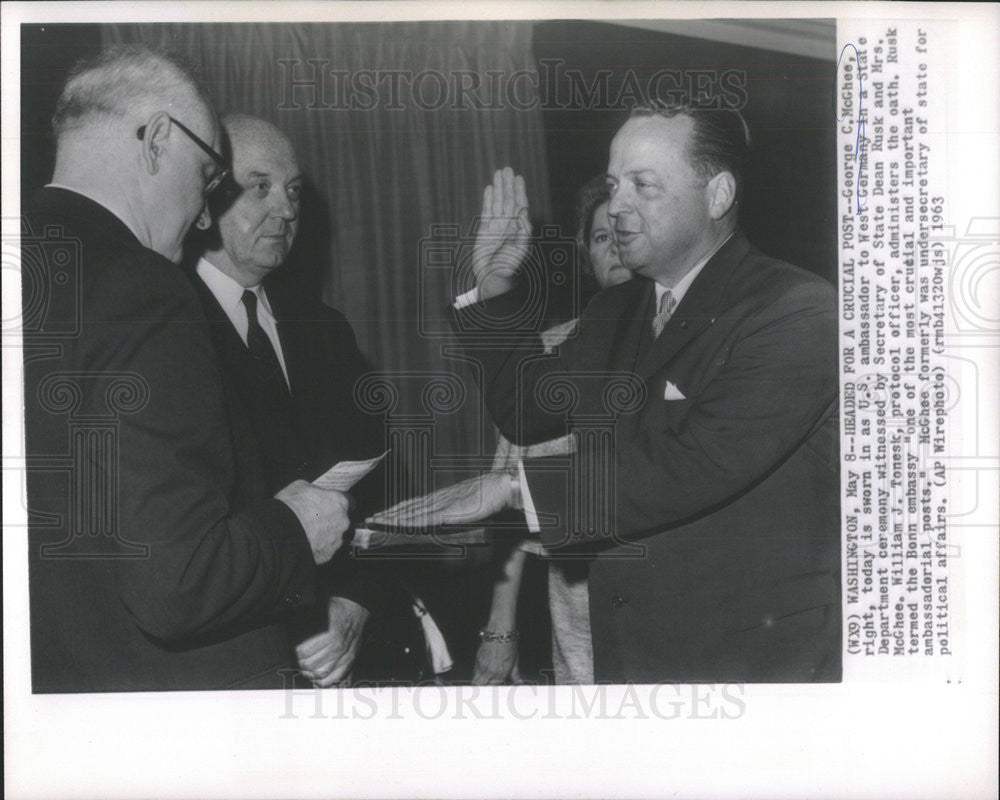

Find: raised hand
<box><xmin>471</xmin><ymin>167</ymin><xmax>531</xmax><ymax>300</ymax></box>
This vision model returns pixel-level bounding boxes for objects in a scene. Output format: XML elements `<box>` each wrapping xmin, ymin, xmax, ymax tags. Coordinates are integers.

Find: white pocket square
<box><xmin>663</xmin><ymin>381</ymin><xmax>687</xmax><ymax>401</ymax></box>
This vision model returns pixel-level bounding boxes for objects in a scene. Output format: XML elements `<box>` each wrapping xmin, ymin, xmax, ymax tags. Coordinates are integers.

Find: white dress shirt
<box><xmin>652</xmin><ymin>232</ymin><xmax>733</xmax><ymax>312</ymax></box>
<box><xmin>195</xmin><ymin>257</ymin><xmax>291</xmax><ymax>390</ymax></box>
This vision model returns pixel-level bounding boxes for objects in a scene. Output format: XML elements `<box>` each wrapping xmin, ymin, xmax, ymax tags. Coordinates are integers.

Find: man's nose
<box><xmin>607</xmin><ymin>187</ymin><xmax>626</xmax><ymax>219</ymax></box>
<box><xmin>272</xmin><ymin>190</ymin><xmax>298</xmax><ymax>221</ymax></box>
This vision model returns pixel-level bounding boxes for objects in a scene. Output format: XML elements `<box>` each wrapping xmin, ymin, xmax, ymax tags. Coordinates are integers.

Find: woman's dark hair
<box><xmin>573</xmin><ymin>174</ymin><xmax>612</xmax><ymax>283</ymax></box>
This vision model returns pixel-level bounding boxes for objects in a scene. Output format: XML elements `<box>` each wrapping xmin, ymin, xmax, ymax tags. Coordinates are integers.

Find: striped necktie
<box><xmin>652</xmin><ymin>289</ymin><xmax>677</xmax><ymax>339</ymax></box>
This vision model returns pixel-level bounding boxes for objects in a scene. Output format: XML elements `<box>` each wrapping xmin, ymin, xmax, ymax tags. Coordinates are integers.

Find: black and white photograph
<box><xmin>3</xmin><ymin>2</ymin><xmax>997</xmax><ymax>799</ymax></box>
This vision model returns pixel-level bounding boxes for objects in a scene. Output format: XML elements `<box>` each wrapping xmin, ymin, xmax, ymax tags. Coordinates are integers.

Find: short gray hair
<box><xmin>52</xmin><ymin>44</ymin><xmax>211</xmax><ymax>136</ymax></box>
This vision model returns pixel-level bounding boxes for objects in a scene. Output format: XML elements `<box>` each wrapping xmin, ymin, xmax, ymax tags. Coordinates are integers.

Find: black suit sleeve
<box><xmin>95</xmin><ymin>256</ymin><xmax>317</xmax><ymax>642</ymax></box>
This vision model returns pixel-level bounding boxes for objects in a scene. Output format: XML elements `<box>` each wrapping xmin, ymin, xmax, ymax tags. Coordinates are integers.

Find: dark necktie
<box><xmin>241</xmin><ymin>289</ymin><xmax>289</xmax><ymax>397</ymax></box>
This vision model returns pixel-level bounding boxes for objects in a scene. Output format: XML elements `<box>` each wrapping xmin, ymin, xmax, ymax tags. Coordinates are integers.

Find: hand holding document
<box><xmin>311</xmin><ymin>451</ymin><xmax>389</xmax><ymax>492</ymax></box>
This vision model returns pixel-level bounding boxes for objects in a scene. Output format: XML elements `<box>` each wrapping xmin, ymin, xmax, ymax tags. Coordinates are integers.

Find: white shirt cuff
<box><xmin>453</xmin><ymin>287</ymin><xmax>480</xmax><ymax>310</ymax></box>
<box><xmin>517</xmin><ymin>458</ymin><xmax>540</xmax><ymax>533</ymax></box>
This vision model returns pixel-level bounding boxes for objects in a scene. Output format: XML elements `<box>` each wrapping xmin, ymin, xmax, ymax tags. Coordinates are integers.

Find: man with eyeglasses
<box><xmin>22</xmin><ymin>45</ymin><xmax>352</xmax><ymax>692</ymax></box>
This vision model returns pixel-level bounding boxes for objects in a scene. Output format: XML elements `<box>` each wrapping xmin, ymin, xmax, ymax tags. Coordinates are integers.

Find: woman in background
<box><xmin>473</xmin><ymin>175</ymin><xmax>631</xmax><ymax>685</ymax></box>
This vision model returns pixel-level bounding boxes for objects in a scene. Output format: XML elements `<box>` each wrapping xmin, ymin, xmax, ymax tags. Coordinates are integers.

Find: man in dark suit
<box><xmin>373</xmin><ymin>106</ymin><xmax>841</xmax><ymax>683</ymax></box>
<box><xmin>22</xmin><ymin>46</ymin><xmax>352</xmax><ymax>693</ymax></box>
<box><xmin>191</xmin><ymin>114</ymin><xmax>398</xmax><ymax>686</ymax></box>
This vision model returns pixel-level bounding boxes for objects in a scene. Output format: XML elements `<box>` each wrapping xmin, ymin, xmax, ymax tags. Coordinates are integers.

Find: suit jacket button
<box><xmin>611</xmin><ymin>594</ymin><xmax>627</xmax><ymax>609</ymax></box>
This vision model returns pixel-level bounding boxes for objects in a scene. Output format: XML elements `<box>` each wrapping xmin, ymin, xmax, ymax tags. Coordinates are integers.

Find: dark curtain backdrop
<box><xmin>104</xmin><ymin>22</ymin><xmax>553</xmax><ymax>489</ymax></box>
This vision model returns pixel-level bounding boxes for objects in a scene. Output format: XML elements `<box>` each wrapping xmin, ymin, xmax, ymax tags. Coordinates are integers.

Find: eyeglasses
<box><xmin>137</xmin><ymin>115</ymin><xmax>231</xmax><ymax>196</ymax></box>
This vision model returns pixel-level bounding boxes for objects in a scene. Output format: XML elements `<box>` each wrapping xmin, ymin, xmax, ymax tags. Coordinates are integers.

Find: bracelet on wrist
<box><xmin>505</xmin><ymin>467</ymin><xmax>523</xmax><ymax>511</ymax></box>
<box><xmin>478</xmin><ymin>628</ymin><xmax>519</xmax><ymax>643</ymax></box>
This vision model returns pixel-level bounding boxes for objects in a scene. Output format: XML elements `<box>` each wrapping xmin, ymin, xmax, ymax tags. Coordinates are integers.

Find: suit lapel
<box><xmin>191</xmin><ymin>277</ymin><xmax>250</xmax><ymax>365</ymax></box>
<box><xmin>634</xmin><ymin>232</ymin><xmax>750</xmax><ymax>381</ymax></box>
<box><xmin>605</xmin><ymin>279</ymin><xmax>655</xmax><ymax>375</ymax></box>
<box><xmin>263</xmin><ymin>284</ymin><xmax>304</xmax><ymax>399</ymax></box>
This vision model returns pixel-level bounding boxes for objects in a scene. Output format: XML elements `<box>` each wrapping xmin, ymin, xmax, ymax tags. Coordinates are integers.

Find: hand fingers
<box><xmin>481</xmin><ymin>184</ymin><xmax>492</xmax><ymax>218</ymax></box>
<box><xmin>372</xmin><ymin>485</ymin><xmax>452</xmax><ymax>517</ymax></box>
<box><xmin>298</xmin><ymin>640</ymin><xmax>339</xmax><ymax>671</ymax></box>
<box><xmin>300</xmin><ymin>645</ymin><xmax>350</xmax><ymax>679</ymax></box>
<box><xmin>514</xmin><ymin>174</ymin><xmax>528</xmax><ymax>214</ymax></box>
<box><xmin>471</xmin><ymin>665</ymin><xmax>503</xmax><ymax>686</ymax></box>
<box><xmin>516</xmin><ymin>205</ymin><xmax>532</xmax><ymax>237</ymax></box>
<box><xmin>311</xmin><ymin>660</ymin><xmax>352</xmax><ymax>688</ymax></box>
<box><xmin>370</xmin><ymin>494</ymin><xmax>449</xmax><ymax>525</ymax></box>
<box><xmin>369</xmin><ymin>497</ymin><xmax>424</xmax><ymax>522</ymax></box>
<box><xmin>370</xmin><ymin>502</ymin><xmax>436</xmax><ymax>525</ymax></box>
<box><xmin>295</xmin><ymin>633</ymin><xmax>333</xmax><ymax>661</ymax></box>
<box><xmin>491</xmin><ymin>169</ymin><xmax>504</xmax><ymax>217</ymax></box>
<box><xmin>501</xmin><ymin>167</ymin><xmax>515</xmax><ymax>217</ymax></box>
<box><xmin>379</xmin><ymin>510</ymin><xmax>442</xmax><ymax>528</ymax></box>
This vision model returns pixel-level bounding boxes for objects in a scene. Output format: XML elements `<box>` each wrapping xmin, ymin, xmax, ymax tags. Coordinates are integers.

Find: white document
<box><xmin>663</xmin><ymin>380</ymin><xmax>686</xmax><ymax>400</ymax></box>
<box><xmin>310</xmin><ymin>450</ymin><xmax>388</xmax><ymax>491</ymax></box>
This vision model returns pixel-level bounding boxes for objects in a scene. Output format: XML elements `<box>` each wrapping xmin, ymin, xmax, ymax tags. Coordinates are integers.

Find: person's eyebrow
<box><xmin>245</xmin><ymin>170</ymin><xmax>304</xmax><ymax>184</ymax></box>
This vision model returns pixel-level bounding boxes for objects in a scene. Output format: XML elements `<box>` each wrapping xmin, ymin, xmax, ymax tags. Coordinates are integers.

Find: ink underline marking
<box><xmin>836</xmin><ymin>42</ymin><xmax>867</xmax><ymax>216</ymax></box>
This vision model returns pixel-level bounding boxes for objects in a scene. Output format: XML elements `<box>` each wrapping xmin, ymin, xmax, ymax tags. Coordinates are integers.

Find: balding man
<box><xmin>23</xmin><ymin>46</ymin><xmax>352</xmax><ymax>692</ymax></box>
<box><xmin>191</xmin><ymin>115</ymin><xmax>396</xmax><ymax>686</ymax></box>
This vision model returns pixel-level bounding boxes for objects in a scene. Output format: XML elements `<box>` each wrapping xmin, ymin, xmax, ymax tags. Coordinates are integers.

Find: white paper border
<box><xmin>3</xmin><ymin>3</ymin><xmax>997</xmax><ymax>798</ymax></box>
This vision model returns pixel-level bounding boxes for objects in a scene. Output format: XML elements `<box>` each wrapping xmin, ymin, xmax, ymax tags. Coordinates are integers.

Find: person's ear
<box><xmin>706</xmin><ymin>171</ymin><xmax>737</xmax><ymax>220</ymax></box>
<box><xmin>139</xmin><ymin>112</ymin><xmax>172</xmax><ymax>176</ymax></box>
